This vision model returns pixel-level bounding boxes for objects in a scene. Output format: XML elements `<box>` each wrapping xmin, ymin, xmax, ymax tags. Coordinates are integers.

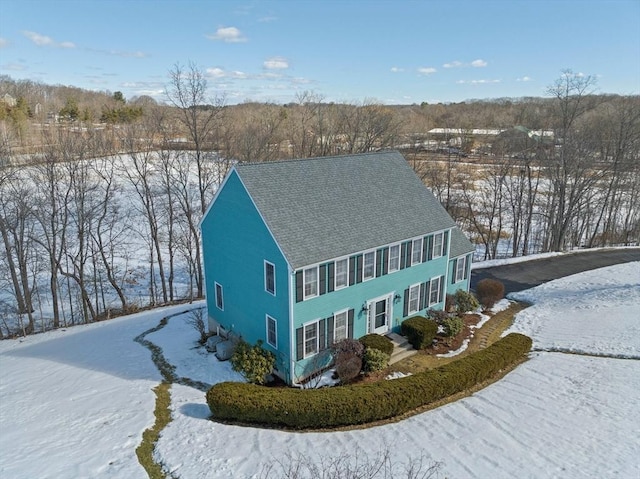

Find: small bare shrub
<box><xmin>334</xmin><ymin>352</ymin><xmax>362</xmax><ymax>384</ymax></box>
<box><xmin>476</xmin><ymin>279</ymin><xmax>505</xmax><ymax>310</ymax></box>
<box><xmin>331</xmin><ymin>338</ymin><xmax>365</xmax><ymax>358</ymax></box>
<box><xmin>185</xmin><ymin>308</ymin><xmax>208</xmax><ymax>344</ymax></box>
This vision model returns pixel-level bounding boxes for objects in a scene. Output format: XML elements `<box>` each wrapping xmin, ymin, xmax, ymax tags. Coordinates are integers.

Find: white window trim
<box><xmin>266</xmin><ymin>315</ymin><xmax>277</xmax><ymax>348</ymax></box>
<box><xmin>432</xmin><ymin>232</ymin><xmax>444</xmax><ymax>259</ymax></box>
<box><xmin>214</xmin><ymin>282</ymin><xmax>224</xmax><ymax>311</ymax></box>
<box><xmin>264</xmin><ymin>260</ymin><xmax>276</xmax><ymax>296</ymax></box>
<box><xmin>333</xmin><ymin>309</ymin><xmax>349</xmax><ymax>343</ymax></box>
<box><xmin>362</xmin><ymin>249</ymin><xmax>376</xmax><ymax>281</ymax></box>
<box><xmin>455</xmin><ymin>256</ymin><xmax>466</xmax><ymax>283</ymax></box>
<box><xmin>334</xmin><ymin>257</ymin><xmax>349</xmax><ymax>290</ymax></box>
<box><xmin>303</xmin><ymin>266</ymin><xmax>319</xmax><ymax>300</ymax></box>
<box><xmin>408</xmin><ymin>283</ymin><xmax>421</xmax><ymax>314</ymax></box>
<box><xmin>388</xmin><ymin>243</ymin><xmax>401</xmax><ymax>273</ymax></box>
<box><xmin>303</xmin><ymin>319</ymin><xmax>320</xmax><ymax>358</ymax></box>
<box><xmin>411</xmin><ymin>237</ymin><xmax>423</xmax><ymax>266</ymax></box>
<box><xmin>429</xmin><ymin>276</ymin><xmax>443</xmax><ymax>306</ymax></box>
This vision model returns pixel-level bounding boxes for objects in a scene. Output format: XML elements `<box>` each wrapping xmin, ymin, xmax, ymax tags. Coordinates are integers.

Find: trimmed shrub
<box><xmin>229</xmin><ymin>339</ymin><xmax>275</xmax><ymax>385</ymax></box>
<box><xmin>442</xmin><ymin>316</ymin><xmax>463</xmax><ymax>337</ymax></box>
<box><xmin>401</xmin><ymin>316</ymin><xmax>438</xmax><ymax>349</ymax></box>
<box><xmin>363</xmin><ymin>348</ymin><xmax>390</xmax><ymax>373</ymax></box>
<box><xmin>359</xmin><ymin>334</ymin><xmax>394</xmax><ymax>356</ymax></box>
<box><xmin>334</xmin><ymin>352</ymin><xmax>362</xmax><ymax>383</ymax></box>
<box><xmin>206</xmin><ymin>333</ymin><xmax>532</xmax><ymax>429</ymax></box>
<box><xmin>331</xmin><ymin>338</ymin><xmax>365</xmax><ymax>358</ymax></box>
<box><xmin>476</xmin><ymin>279</ymin><xmax>505</xmax><ymax>310</ymax></box>
<box><xmin>454</xmin><ymin>289</ymin><xmax>479</xmax><ymax>313</ymax></box>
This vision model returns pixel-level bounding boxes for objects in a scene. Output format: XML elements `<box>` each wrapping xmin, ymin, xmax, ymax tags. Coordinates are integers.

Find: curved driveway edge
<box><xmin>470</xmin><ymin>248</ymin><xmax>640</xmax><ymax>294</ymax></box>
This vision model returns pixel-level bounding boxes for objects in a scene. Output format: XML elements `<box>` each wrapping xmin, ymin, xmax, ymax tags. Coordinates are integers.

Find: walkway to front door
<box><xmin>368</xmin><ymin>293</ymin><xmax>393</xmax><ymax>335</ymax></box>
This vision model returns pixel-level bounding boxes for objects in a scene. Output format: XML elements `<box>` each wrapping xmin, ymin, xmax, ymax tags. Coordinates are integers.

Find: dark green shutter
<box><xmin>406</xmin><ymin>241</ymin><xmax>413</xmax><ymax>266</ymax></box>
<box><xmin>355</xmin><ymin>254</ymin><xmax>363</xmax><ymax>283</ymax></box>
<box><xmin>443</xmin><ymin>230</ymin><xmax>449</xmax><ymax>256</ymax></box>
<box><xmin>295</xmin><ymin>270</ymin><xmax>303</xmax><ymax>302</ymax></box>
<box><xmin>348</xmin><ymin>256</ymin><xmax>356</xmax><ymax>285</ymax></box>
<box><xmin>452</xmin><ymin>259</ymin><xmax>458</xmax><ymax>284</ymax></box>
<box><xmin>382</xmin><ymin>247</ymin><xmax>389</xmax><ymax>275</ymax></box>
<box><xmin>439</xmin><ymin>276</ymin><xmax>445</xmax><ymax>303</ymax></box>
<box><xmin>427</xmin><ymin>235</ymin><xmax>433</xmax><ymax>260</ymax></box>
<box><xmin>375</xmin><ymin>249</ymin><xmax>383</xmax><ymax>277</ymax></box>
<box><xmin>327</xmin><ymin>315</ymin><xmax>335</xmax><ymax>346</ymax></box>
<box><xmin>327</xmin><ymin>262</ymin><xmax>335</xmax><ymax>292</ymax></box>
<box><xmin>419</xmin><ymin>282</ymin><xmax>426</xmax><ymax>310</ymax></box>
<box><xmin>296</xmin><ymin>327</ymin><xmax>303</xmax><ymax>360</ymax></box>
<box><xmin>348</xmin><ymin>309</ymin><xmax>354</xmax><ymax>338</ymax></box>
<box><xmin>318</xmin><ymin>318</ymin><xmax>327</xmax><ymax>351</ymax></box>
<box><xmin>319</xmin><ymin>264</ymin><xmax>327</xmax><ymax>295</ymax></box>
<box><xmin>465</xmin><ymin>254</ymin><xmax>471</xmax><ymax>279</ymax></box>
<box><xmin>422</xmin><ymin>236</ymin><xmax>428</xmax><ymax>262</ymax></box>
<box><xmin>403</xmin><ymin>288</ymin><xmax>409</xmax><ymax>317</ymax></box>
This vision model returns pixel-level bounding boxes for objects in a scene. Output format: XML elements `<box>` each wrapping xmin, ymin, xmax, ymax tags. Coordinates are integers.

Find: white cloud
<box><xmin>471</xmin><ymin>59</ymin><xmax>487</xmax><ymax>67</ymax></box>
<box><xmin>206</xmin><ymin>67</ymin><xmax>247</xmax><ymax>79</ymax></box>
<box><xmin>2</xmin><ymin>62</ymin><xmax>25</xmax><ymax>71</ymax></box>
<box><xmin>23</xmin><ymin>31</ymin><xmax>75</xmax><ymax>48</ymax></box>
<box><xmin>263</xmin><ymin>57</ymin><xmax>288</xmax><ymax>70</ymax></box>
<box><xmin>0</xmin><ymin>38</ymin><xmax>7</xmax><ymax>48</ymax></box>
<box><xmin>517</xmin><ymin>76</ymin><xmax>532</xmax><ymax>82</ymax></box>
<box><xmin>206</xmin><ymin>27</ymin><xmax>247</xmax><ymax>43</ymax></box>
<box><xmin>443</xmin><ymin>61</ymin><xmax>463</xmax><ymax>68</ymax></box>
<box><xmin>445</xmin><ymin>59</ymin><xmax>488</xmax><ymax>68</ymax></box>
<box><xmin>456</xmin><ymin>79</ymin><xmax>501</xmax><ymax>84</ymax></box>
<box><xmin>390</xmin><ymin>67</ymin><xmax>404</xmax><ymax>73</ymax></box>
<box><xmin>418</xmin><ymin>67</ymin><xmax>437</xmax><ymax>75</ymax></box>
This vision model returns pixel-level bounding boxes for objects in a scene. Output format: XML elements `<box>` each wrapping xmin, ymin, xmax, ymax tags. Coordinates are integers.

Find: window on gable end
<box><xmin>264</xmin><ymin>261</ymin><xmax>275</xmax><ymax>295</ymax></box>
<box><xmin>266</xmin><ymin>315</ymin><xmax>277</xmax><ymax>348</ymax></box>
<box><xmin>214</xmin><ymin>282</ymin><xmax>224</xmax><ymax>310</ymax></box>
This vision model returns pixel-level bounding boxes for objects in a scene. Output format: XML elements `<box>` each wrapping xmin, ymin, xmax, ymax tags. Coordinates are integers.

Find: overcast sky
<box><xmin>1</xmin><ymin>0</ymin><xmax>638</xmax><ymax>104</ymax></box>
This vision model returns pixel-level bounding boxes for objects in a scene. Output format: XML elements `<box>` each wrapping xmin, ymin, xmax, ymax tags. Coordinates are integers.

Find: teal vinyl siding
<box><xmin>201</xmin><ymin>170</ymin><xmax>291</xmax><ymax>376</ymax></box>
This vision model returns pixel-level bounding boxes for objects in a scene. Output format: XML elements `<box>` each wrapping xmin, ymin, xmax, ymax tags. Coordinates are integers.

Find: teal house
<box><xmin>201</xmin><ymin>150</ymin><xmax>474</xmax><ymax>384</ymax></box>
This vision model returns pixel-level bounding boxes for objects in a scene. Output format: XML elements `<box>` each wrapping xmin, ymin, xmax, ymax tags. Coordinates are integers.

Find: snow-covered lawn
<box><xmin>1</xmin><ymin>263</ymin><xmax>639</xmax><ymax>478</ymax></box>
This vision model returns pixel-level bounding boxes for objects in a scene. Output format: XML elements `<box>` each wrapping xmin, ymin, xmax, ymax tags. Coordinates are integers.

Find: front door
<box><xmin>369</xmin><ymin>294</ymin><xmax>392</xmax><ymax>334</ymax></box>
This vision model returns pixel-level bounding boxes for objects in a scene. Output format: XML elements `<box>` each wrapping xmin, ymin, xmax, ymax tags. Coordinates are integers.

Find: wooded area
<box><xmin>1</xmin><ymin>67</ymin><xmax>638</xmax><ymax>336</ymax></box>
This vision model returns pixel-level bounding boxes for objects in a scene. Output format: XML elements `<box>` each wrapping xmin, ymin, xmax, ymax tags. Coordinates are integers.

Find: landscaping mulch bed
<box><xmin>427</xmin><ymin>313</ymin><xmax>481</xmax><ymax>355</ymax></box>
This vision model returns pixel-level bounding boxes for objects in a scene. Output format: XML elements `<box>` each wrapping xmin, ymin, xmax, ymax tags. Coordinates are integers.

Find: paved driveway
<box><xmin>470</xmin><ymin>248</ymin><xmax>640</xmax><ymax>295</ymax></box>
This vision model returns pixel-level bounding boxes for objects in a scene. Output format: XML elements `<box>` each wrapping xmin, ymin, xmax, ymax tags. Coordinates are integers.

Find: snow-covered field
<box><xmin>1</xmin><ymin>262</ymin><xmax>639</xmax><ymax>478</ymax></box>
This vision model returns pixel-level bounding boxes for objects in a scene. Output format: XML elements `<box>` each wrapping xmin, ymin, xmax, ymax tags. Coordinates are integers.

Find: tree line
<box><xmin>0</xmin><ymin>66</ymin><xmax>638</xmax><ymax>336</ymax></box>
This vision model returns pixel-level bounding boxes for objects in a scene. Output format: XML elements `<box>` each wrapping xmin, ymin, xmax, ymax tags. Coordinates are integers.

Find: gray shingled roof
<box><xmin>235</xmin><ymin>150</ymin><xmax>460</xmax><ymax>269</ymax></box>
<box><xmin>449</xmin><ymin>227</ymin><xmax>475</xmax><ymax>258</ymax></box>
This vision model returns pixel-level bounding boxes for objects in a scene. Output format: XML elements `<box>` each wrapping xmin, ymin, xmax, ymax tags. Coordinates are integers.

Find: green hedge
<box><xmin>359</xmin><ymin>333</ymin><xmax>394</xmax><ymax>356</ymax></box>
<box><xmin>401</xmin><ymin>316</ymin><xmax>438</xmax><ymax>349</ymax></box>
<box><xmin>206</xmin><ymin>333</ymin><xmax>532</xmax><ymax>430</ymax></box>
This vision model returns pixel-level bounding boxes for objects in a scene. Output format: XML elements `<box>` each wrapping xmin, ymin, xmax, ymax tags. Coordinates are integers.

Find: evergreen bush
<box><xmin>363</xmin><ymin>348</ymin><xmax>390</xmax><ymax>373</ymax></box>
<box><xmin>359</xmin><ymin>334</ymin><xmax>394</xmax><ymax>356</ymax></box>
<box><xmin>454</xmin><ymin>289</ymin><xmax>479</xmax><ymax>313</ymax></box>
<box><xmin>229</xmin><ymin>339</ymin><xmax>275</xmax><ymax>385</ymax></box>
<box><xmin>442</xmin><ymin>316</ymin><xmax>464</xmax><ymax>337</ymax></box>
<box><xmin>400</xmin><ymin>316</ymin><xmax>438</xmax><ymax>349</ymax></box>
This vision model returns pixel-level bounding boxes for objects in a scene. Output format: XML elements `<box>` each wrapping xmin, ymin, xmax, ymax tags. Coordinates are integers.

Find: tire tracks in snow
<box><xmin>531</xmin><ymin>347</ymin><xmax>640</xmax><ymax>360</ymax></box>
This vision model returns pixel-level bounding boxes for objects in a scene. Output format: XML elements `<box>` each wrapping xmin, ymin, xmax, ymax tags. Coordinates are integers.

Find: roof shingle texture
<box><xmin>235</xmin><ymin>150</ymin><xmax>469</xmax><ymax>269</ymax></box>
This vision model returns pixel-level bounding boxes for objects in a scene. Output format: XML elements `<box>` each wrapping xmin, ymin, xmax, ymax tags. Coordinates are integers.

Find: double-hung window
<box><xmin>304</xmin><ymin>321</ymin><xmax>319</xmax><ymax>358</ymax></box>
<box><xmin>411</xmin><ymin>238</ymin><xmax>423</xmax><ymax>265</ymax></box>
<box><xmin>333</xmin><ymin>310</ymin><xmax>348</xmax><ymax>342</ymax></box>
<box><xmin>455</xmin><ymin>256</ymin><xmax>466</xmax><ymax>282</ymax></box>
<box><xmin>214</xmin><ymin>282</ymin><xmax>224</xmax><ymax>310</ymax></box>
<box><xmin>363</xmin><ymin>250</ymin><xmax>375</xmax><ymax>281</ymax></box>
<box><xmin>264</xmin><ymin>261</ymin><xmax>275</xmax><ymax>295</ymax></box>
<box><xmin>429</xmin><ymin>276</ymin><xmax>443</xmax><ymax>305</ymax></box>
<box><xmin>408</xmin><ymin>283</ymin><xmax>420</xmax><ymax>314</ymax></box>
<box><xmin>388</xmin><ymin>243</ymin><xmax>400</xmax><ymax>273</ymax></box>
<box><xmin>266</xmin><ymin>315</ymin><xmax>277</xmax><ymax>348</ymax></box>
<box><xmin>335</xmin><ymin>258</ymin><xmax>349</xmax><ymax>289</ymax></box>
<box><xmin>303</xmin><ymin>266</ymin><xmax>318</xmax><ymax>299</ymax></box>
<box><xmin>432</xmin><ymin>232</ymin><xmax>444</xmax><ymax>259</ymax></box>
